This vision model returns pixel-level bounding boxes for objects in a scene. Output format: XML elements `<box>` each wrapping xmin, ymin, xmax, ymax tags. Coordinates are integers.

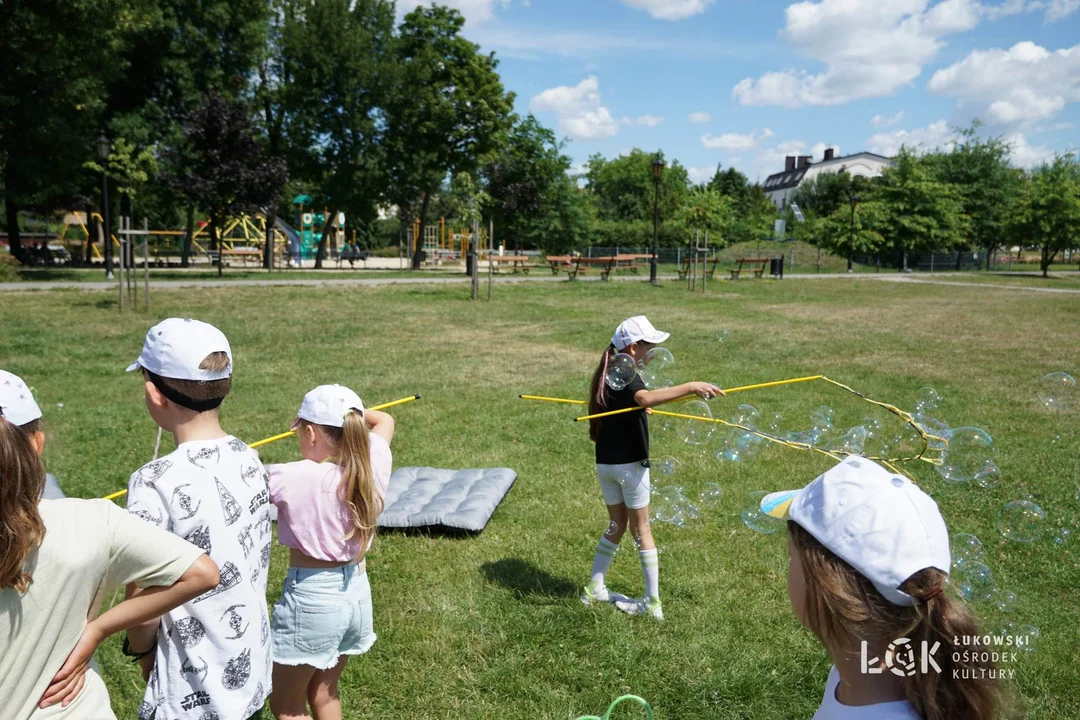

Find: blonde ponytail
<box><xmin>334</xmin><ymin>411</ymin><xmax>382</xmax><ymax>549</ymax></box>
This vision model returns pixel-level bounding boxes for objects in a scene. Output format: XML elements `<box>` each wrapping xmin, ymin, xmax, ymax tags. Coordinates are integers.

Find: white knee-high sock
<box><xmin>589</xmin><ymin>537</ymin><xmax>619</xmax><ymax>588</ymax></box>
<box><xmin>639</xmin><ymin>549</ymin><xmax>659</xmax><ymax>599</ymax></box>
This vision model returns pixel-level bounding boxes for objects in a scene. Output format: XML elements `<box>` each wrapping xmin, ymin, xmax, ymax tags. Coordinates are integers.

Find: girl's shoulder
<box><xmin>269</xmin><ymin>459</ymin><xmax>336</xmax><ymax>481</ymax></box>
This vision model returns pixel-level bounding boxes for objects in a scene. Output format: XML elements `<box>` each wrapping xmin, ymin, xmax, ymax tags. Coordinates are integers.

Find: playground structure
<box><xmin>405</xmin><ymin>217</ymin><xmax>489</xmax><ymax>265</ymax></box>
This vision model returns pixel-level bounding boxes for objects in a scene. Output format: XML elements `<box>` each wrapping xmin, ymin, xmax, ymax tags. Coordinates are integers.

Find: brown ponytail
<box><xmin>0</xmin><ymin>419</ymin><xmax>47</xmax><ymax>592</ymax></box>
<box><xmin>587</xmin><ymin>344</ymin><xmax>616</xmax><ymax>443</ymax></box>
<box><xmin>789</xmin><ymin>522</ymin><xmax>1013</xmax><ymax>720</ymax></box>
<box><xmin>300</xmin><ymin>411</ymin><xmax>383</xmax><ymax>552</ymax></box>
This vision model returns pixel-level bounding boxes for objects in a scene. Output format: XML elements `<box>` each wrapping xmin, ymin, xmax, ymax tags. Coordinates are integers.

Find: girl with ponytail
<box><xmin>759</xmin><ymin>456</ymin><xmax>1013</xmax><ymax>720</ymax></box>
<box><xmin>584</xmin><ymin>316</ymin><xmax>721</xmax><ymax>620</ymax></box>
<box><xmin>267</xmin><ymin>385</ymin><xmax>396</xmax><ymax>720</ymax></box>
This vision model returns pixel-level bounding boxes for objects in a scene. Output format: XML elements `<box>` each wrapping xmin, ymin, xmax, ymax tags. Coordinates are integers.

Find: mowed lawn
<box><xmin>3</xmin><ymin>277</ymin><xmax>1078</xmax><ymax>719</ymax></box>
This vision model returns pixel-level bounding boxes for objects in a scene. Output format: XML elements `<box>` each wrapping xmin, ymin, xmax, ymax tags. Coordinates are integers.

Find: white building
<box><xmin>763</xmin><ymin>149</ymin><xmax>893</xmax><ymax>210</ymax></box>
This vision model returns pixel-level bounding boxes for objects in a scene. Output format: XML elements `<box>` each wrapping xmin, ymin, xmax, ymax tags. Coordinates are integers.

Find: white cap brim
<box><xmin>125</xmin><ymin>361</ymin><xmax>140</xmax><ymax>373</ymax></box>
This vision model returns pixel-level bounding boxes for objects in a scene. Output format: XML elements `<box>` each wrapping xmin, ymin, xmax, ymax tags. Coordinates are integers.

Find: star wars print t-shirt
<box><xmin>126</xmin><ymin>436</ymin><xmax>273</xmax><ymax>720</ymax></box>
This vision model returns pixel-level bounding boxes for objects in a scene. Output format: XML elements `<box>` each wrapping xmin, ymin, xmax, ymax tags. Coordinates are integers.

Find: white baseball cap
<box><xmin>125</xmin><ymin>318</ymin><xmax>233</xmax><ymax>381</ymax></box>
<box><xmin>0</xmin><ymin>370</ymin><xmax>43</xmax><ymax>427</ymax></box>
<box><xmin>761</xmin><ymin>456</ymin><xmax>951</xmax><ymax>606</ymax></box>
<box><xmin>611</xmin><ymin>315</ymin><xmax>670</xmax><ymax>351</ymax></box>
<box><xmin>292</xmin><ymin>384</ymin><xmax>365</xmax><ymax>429</ymax></box>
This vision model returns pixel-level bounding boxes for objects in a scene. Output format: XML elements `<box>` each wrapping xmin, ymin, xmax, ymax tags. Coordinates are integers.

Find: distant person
<box><xmin>266</xmin><ymin>385</ymin><xmax>395</xmax><ymax>720</ymax></box>
<box><xmin>583</xmin><ymin>316</ymin><xmax>722</xmax><ymax>620</ymax></box>
<box><xmin>760</xmin><ymin>457</ymin><xmax>1011</xmax><ymax>719</ymax></box>
<box><xmin>0</xmin><ymin>416</ymin><xmax>219</xmax><ymax>720</ymax></box>
<box><xmin>123</xmin><ymin>319</ymin><xmax>273</xmax><ymax>719</ymax></box>
<box><xmin>1</xmin><ymin>369</ymin><xmax>66</xmax><ymax>499</ymax></box>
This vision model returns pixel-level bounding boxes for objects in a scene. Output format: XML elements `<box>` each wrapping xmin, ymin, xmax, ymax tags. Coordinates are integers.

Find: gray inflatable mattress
<box><xmin>377</xmin><ymin>466</ymin><xmax>517</xmax><ymax>533</ymax></box>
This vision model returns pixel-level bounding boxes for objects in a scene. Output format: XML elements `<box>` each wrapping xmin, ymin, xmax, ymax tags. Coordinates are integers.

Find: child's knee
<box><xmin>604</xmin><ymin>518</ymin><xmax>627</xmax><ymax>540</ymax></box>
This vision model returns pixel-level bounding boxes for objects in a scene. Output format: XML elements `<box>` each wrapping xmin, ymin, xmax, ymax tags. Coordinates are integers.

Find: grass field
<box><xmin>3</xmin><ymin>278</ymin><xmax>1079</xmax><ymax>719</ymax></box>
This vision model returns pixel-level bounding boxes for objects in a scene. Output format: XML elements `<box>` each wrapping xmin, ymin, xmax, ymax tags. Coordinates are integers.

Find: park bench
<box><xmin>679</xmin><ymin>256</ymin><xmax>719</xmax><ymax>280</ymax></box>
<box><xmin>488</xmin><ymin>255</ymin><xmax>537</xmax><ymax>274</ymax></box>
<box><xmin>217</xmin><ymin>247</ymin><xmax>262</xmax><ymax>267</ymax></box>
<box><xmin>730</xmin><ymin>257</ymin><xmax>769</xmax><ymax>280</ymax></box>
<box><xmin>336</xmin><ymin>247</ymin><xmax>372</xmax><ymax>269</ymax></box>
<box><xmin>574</xmin><ymin>256</ymin><xmax>619</xmax><ymax>281</ymax></box>
<box><xmin>545</xmin><ymin>255</ymin><xmax>580</xmax><ymax>275</ymax></box>
<box><xmin>613</xmin><ymin>254</ymin><xmax>649</xmax><ymax>275</ymax></box>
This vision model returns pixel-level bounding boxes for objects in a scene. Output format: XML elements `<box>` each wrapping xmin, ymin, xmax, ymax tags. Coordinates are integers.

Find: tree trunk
<box><xmin>412</xmin><ymin>191</ymin><xmax>431</xmax><ymax>270</ymax></box>
<box><xmin>4</xmin><ymin>193</ymin><xmax>23</xmax><ymax>263</ymax></box>
<box><xmin>954</xmin><ymin>251</ymin><xmax>962</xmax><ymax>272</ymax></box>
<box><xmin>182</xmin><ymin>206</ymin><xmax>194</xmax><ymax>268</ymax></box>
<box><xmin>264</xmin><ymin>211</ymin><xmax>275</xmax><ymax>270</ymax></box>
<box><xmin>314</xmin><ymin>209</ymin><xmax>337</xmax><ymax>270</ymax></box>
<box><xmin>210</xmin><ymin>216</ymin><xmax>222</xmax><ymax>278</ymax></box>
<box><xmin>85</xmin><ymin>214</ymin><xmax>96</xmax><ymax>264</ymax></box>
<box><xmin>984</xmin><ymin>245</ymin><xmax>993</xmax><ymax>271</ymax></box>
<box><xmin>1041</xmin><ymin>245</ymin><xmax>1056</xmax><ymax>279</ymax></box>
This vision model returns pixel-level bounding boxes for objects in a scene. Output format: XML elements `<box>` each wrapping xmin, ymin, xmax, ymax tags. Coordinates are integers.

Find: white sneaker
<box><xmin>581</xmin><ymin>583</ymin><xmax>629</xmax><ymax>605</ymax></box>
<box><xmin>615</xmin><ymin>596</ymin><xmax>664</xmax><ymax>620</ymax></box>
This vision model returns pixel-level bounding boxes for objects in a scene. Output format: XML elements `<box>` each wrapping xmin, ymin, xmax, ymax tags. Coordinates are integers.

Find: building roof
<box><xmin>762</xmin><ymin>152</ymin><xmax>893</xmax><ymax>193</ymax></box>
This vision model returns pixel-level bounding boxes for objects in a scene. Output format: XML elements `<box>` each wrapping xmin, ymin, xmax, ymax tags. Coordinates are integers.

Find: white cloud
<box><xmin>530</xmin><ymin>76</ymin><xmax>620</xmax><ymax>140</ymax></box>
<box><xmin>732</xmin><ymin>0</ymin><xmax>983</xmax><ymax>107</ymax></box>
<box><xmin>927</xmin><ymin>41</ymin><xmax>1080</xmax><ymax>126</ymax></box>
<box><xmin>1045</xmin><ymin>0</ymin><xmax>1080</xmax><ymax>21</ymax></box>
<box><xmin>811</xmin><ymin>142</ymin><xmax>841</xmax><ymax>159</ymax></box>
<box><xmin>1004</xmin><ymin>132</ymin><xmax>1058</xmax><ymax>167</ymax></box>
<box><xmin>688</xmin><ymin>111</ymin><xmax>710</xmax><ymax>123</ymax></box>
<box><xmin>637</xmin><ymin>114</ymin><xmax>665</xmax><ymax>127</ymax></box>
<box><xmin>742</xmin><ymin>139</ymin><xmax>811</xmax><ymax>181</ymax></box>
<box><xmin>1054</xmin><ymin>121</ymin><xmax>1075</xmax><ymax>130</ymax></box>
<box><xmin>867</xmin><ymin>119</ymin><xmax>955</xmax><ymax>156</ymax></box>
<box><xmin>701</xmin><ymin>127</ymin><xmax>774</xmax><ymax>151</ymax></box>
<box><xmin>871</xmin><ymin>111</ymin><xmax>905</xmax><ymax>128</ymax></box>
<box><xmin>687</xmin><ymin>166</ymin><xmax>718</xmax><ymax>183</ymax></box>
<box><xmin>621</xmin><ymin>0</ymin><xmax>714</xmax><ymax>21</ymax></box>
<box><xmin>397</xmin><ymin>0</ymin><xmax>512</xmax><ymax>23</ymax></box>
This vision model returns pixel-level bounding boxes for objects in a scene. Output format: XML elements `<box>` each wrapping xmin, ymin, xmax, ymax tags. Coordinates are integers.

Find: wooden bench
<box><xmin>336</xmin><ymin>248</ymin><xmax>372</xmax><ymax>268</ymax></box>
<box><xmin>612</xmin><ymin>254</ymin><xmax>648</xmax><ymax>275</ymax></box>
<box><xmin>679</xmin><ymin>256</ymin><xmax>719</xmax><ymax>280</ymax></box>
<box><xmin>730</xmin><ymin>257</ymin><xmax>769</xmax><ymax>280</ymax></box>
<box><xmin>573</xmin><ymin>256</ymin><xmax>619</xmax><ymax>281</ymax></box>
<box><xmin>545</xmin><ymin>255</ymin><xmax>581</xmax><ymax>275</ymax></box>
<box><xmin>218</xmin><ymin>248</ymin><xmax>262</xmax><ymax>267</ymax></box>
<box><xmin>488</xmin><ymin>255</ymin><xmax>537</xmax><ymax>274</ymax></box>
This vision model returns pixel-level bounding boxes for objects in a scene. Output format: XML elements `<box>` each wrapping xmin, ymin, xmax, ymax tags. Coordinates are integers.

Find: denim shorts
<box><xmin>271</xmin><ymin>563</ymin><xmax>376</xmax><ymax>670</ymax></box>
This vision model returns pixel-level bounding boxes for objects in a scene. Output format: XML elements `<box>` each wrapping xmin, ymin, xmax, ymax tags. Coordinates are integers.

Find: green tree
<box><xmin>385</xmin><ymin>5</ymin><xmax>515</xmax><ymax>269</ymax></box>
<box><xmin>585</xmin><ymin>149</ymin><xmax>690</xmax><ymax>225</ymax></box>
<box><xmin>280</xmin><ymin>0</ymin><xmax>396</xmax><ymax>268</ymax></box>
<box><xmin>813</xmin><ymin>199</ymin><xmax>887</xmax><ymax>263</ymax></box>
<box><xmin>790</xmin><ymin>171</ymin><xmax>853</xmax><ymax>220</ymax></box>
<box><xmin>876</xmin><ymin>147</ymin><xmax>966</xmax><ymax>270</ymax></box>
<box><xmin>1009</xmin><ymin>154</ymin><xmax>1080</xmax><ymax>278</ymax></box>
<box><xmin>728</xmin><ymin>184</ymin><xmax>776</xmax><ymax>246</ymax></box>
<box><xmin>675</xmin><ymin>187</ymin><xmax>732</xmax><ymax>246</ymax></box>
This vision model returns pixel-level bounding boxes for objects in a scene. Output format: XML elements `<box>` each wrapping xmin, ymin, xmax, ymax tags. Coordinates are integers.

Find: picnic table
<box><xmin>730</xmin><ymin>257</ymin><xmax>769</xmax><ymax>280</ymax></box>
<box><xmin>613</xmin><ymin>254</ymin><xmax>649</xmax><ymax>274</ymax></box>
<box><xmin>487</xmin><ymin>255</ymin><xmax>537</xmax><ymax>274</ymax></box>
<box><xmin>217</xmin><ymin>247</ymin><xmax>263</xmax><ymax>267</ymax></box>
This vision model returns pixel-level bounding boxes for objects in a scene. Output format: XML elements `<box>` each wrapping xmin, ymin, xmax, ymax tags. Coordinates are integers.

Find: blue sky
<box><xmin>402</xmin><ymin>0</ymin><xmax>1079</xmax><ymax>182</ymax></box>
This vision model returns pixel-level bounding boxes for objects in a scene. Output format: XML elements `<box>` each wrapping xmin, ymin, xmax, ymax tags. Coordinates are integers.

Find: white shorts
<box><xmin>596</xmin><ymin>461</ymin><xmax>651</xmax><ymax>510</ymax></box>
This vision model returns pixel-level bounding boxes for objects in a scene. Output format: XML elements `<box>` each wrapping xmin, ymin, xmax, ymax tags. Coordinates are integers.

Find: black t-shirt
<box><xmin>594</xmin><ymin>375</ymin><xmax>649</xmax><ymax>465</ymax></box>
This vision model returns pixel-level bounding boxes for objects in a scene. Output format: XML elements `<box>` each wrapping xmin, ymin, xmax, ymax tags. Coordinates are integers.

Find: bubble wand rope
<box><xmin>575</xmin><ymin>695</ymin><xmax>653</xmax><ymax>720</ymax></box>
<box><xmin>102</xmin><ymin>394</ymin><xmax>422</xmax><ymax>501</ymax></box>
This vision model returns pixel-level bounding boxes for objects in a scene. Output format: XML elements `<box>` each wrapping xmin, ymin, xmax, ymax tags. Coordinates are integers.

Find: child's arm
<box><xmin>365</xmin><ymin>409</ymin><xmax>396</xmax><ymax>445</ymax></box>
<box><xmin>41</xmin><ymin>555</ymin><xmax>218</xmax><ymax>709</ymax></box>
<box><xmin>634</xmin><ymin>381</ymin><xmax>723</xmax><ymax>408</ymax></box>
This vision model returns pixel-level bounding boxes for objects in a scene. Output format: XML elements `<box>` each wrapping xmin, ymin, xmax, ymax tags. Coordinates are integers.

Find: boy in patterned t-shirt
<box><xmin>123</xmin><ymin>319</ymin><xmax>272</xmax><ymax>720</ymax></box>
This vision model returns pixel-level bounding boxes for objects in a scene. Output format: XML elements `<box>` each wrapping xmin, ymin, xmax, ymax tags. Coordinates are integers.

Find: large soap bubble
<box><xmin>731</xmin><ymin>404</ymin><xmax>761</xmax><ymax>429</ymax></box>
<box><xmin>638</xmin><ymin>348</ymin><xmax>675</xmax><ymax>389</ymax></box>
<box><xmin>654</xmin><ymin>456</ymin><xmax>679</xmax><ymax>476</ymax></box>
<box><xmin>645</xmin><ymin>346</ymin><xmax>675</xmax><ymax>368</ymax></box>
<box><xmin>740</xmin><ymin>491</ymin><xmax>785</xmax><ymax>534</ymax></box>
<box><xmin>913</xmin><ymin>414</ymin><xmax>950</xmax><ymax>451</ymax></box>
<box><xmin>997</xmin><ymin>500</ymin><xmax>1046</xmax><ymax>543</ymax></box>
<box><xmin>827</xmin><ymin>426</ymin><xmax>869</xmax><ymax>455</ymax></box>
<box><xmin>723</xmin><ymin>429</ymin><xmax>765</xmax><ymax>462</ymax></box>
<box><xmin>1038</xmin><ymin>372</ymin><xmax>1077</xmax><ymax>411</ymax></box>
<box><xmin>676</xmin><ymin>400</ymin><xmax>715</xmax><ymax>446</ymax></box>
<box><xmin>915</xmin><ymin>386</ymin><xmax>941</xmax><ymax>413</ymax></box>
<box><xmin>954</xmin><ymin>561</ymin><xmax>994</xmax><ymax>603</ymax></box>
<box><xmin>699</xmin><ymin>482</ymin><xmax>724</xmax><ymax>507</ymax></box>
<box><xmin>605</xmin><ymin>353</ymin><xmax>638</xmax><ymax>391</ymax></box>
<box><xmin>935</xmin><ymin>427</ymin><xmax>995</xmax><ymax>483</ymax></box>
<box><xmin>951</xmin><ymin>533</ymin><xmax>984</xmax><ymax>568</ymax></box>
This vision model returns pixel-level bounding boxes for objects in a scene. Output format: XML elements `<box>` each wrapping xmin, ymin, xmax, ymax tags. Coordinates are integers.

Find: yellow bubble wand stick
<box><xmin>103</xmin><ymin>394</ymin><xmax>422</xmax><ymax>501</ymax></box>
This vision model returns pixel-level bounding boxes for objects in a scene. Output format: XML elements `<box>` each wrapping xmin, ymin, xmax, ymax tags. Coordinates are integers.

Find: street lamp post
<box><xmin>650</xmin><ymin>153</ymin><xmax>664</xmax><ymax>285</ymax></box>
<box><xmin>847</xmin><ymin>192</ymin><xmax>859</xmax><ymax>273</ymax></box>
<box><xmin>95</xmin><ymin>132</ymin><xmax>114</xmax><ymax>280</ymax></box>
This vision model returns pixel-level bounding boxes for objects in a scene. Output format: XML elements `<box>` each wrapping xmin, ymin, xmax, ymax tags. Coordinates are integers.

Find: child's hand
<box><xmin>687</xmin><ymin>382</ymin><xmax>724</xmax><ymax>400</ymax></box>
<box><xmin>40</xmin><ymin>621</ymin><xmax>104</xmax><ymax>708</ymax></box>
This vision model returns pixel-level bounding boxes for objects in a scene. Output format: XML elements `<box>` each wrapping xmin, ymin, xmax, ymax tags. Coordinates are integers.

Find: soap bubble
<box><xmin>951</xmin><ymin>533</ymin><xmax>985</xmax><ymax>568</ymax></box>
<box><xmin>809</xmin><ymin>406</ymin><xmax>835</xmax><ymax>444</ymax></box>
<box><xmin>731</xmin><ymin>404</ymin><xmax>761</xmax><ymax>429</ymax></box>
<box><xmin>1054</xmin><ymin>527</ymin><xmax>1072</xmax><ymax>544</ymax></box>
<box><xmin>676</xmin><ymin>400</ymin><xmax>715</xmax><ymax>446</ymax></box>
<box><xmin>699</xmin><ymin>482</ymin><xmax>724</xmax><ymax>507</ymax></box>
<box><xmin>975</xmin><ymin>460</ymin><xmax>1001</xmax><ymax>489</ymax></box>
<box><xmin>767</xmin><ymin>412</ymin><xmax>784</xmax><ymax>434</ymax></box>
<box><xmin>1016</xmin><ymin>624</ymin><xmax>1040</xmax><ymax>652</ymax></box>
<box><xmin>645</xmin><ymin>346</ymin><xmax>675</xmax><ymax>369</ymax></box>
<box><xmin>915</xmin><ymin>386</ymin><xmax>941</xmax><ymax>413</ymax></box>
<box><xmin>56</xmin><ymin>402</ymin><xmax>64</xmax><ymax>409</ymax></box>
<box><xmin>936</xmin><ymin>427</ymin><xmax>995</xmax><ymax>483</ymax></box>
<box><xmin>990</xmin><ymin>587</ymin><xmax>1018</xmax><ymax>614</ymax></box>
<box><xmin>827</xmin><ymin>426</ymin><xmax>869</xmax><ymax>455</ymax></box>
<box><xmin>889</xmin><ymin>426</ymin><xmax>925</xmax><ymax>459</ymax></box>
<box><xmin>716</xmin><ymin>329</ymin><xmax>729</xmax><ymax>343</ymax></box>
<box><xmin>605</xmin><ymin>353</ymin><xmax>638</xmax><ymax>391</ymax></box>
<box><xmin>1038</xmin><ymin>372</ymin><xmax>1077</xmax><ymax>411</ymax></box>
<box><xmin>997</xmin><ymin>500</ymin><xmax>1046</xmax><ymax>543</ymax></box>
<box><xmin>638</xmin><ymin>362</ymin><xmax>675</xmax><ymax>390</ymax></box>
<box><xmin>655</xmin><ymin>456</ymin><xmax>679</xmax><ymax>476</ymax></box>
<box><xmin>740</xmin><ymin>491</ymin><xmax>785</xmax><ymax>534</ymax></box>
<box><xmin>683</xmin><ymin>502</ymin><xmax>702</xmax><ymax>521</ymax></box>
<box><xmin>913</xmin><ymin>414</ymin><xmax>950</xmax><ymax>451</ymax></box>
<box><xmin>723</xmin><ymin>429</ymin><xmax>765</xmax><ymax>462</ymax></box>
<box><xmin>650</xmin><ymin>493</ymin><xmax>677</xmax><ymax>525</ymax></box>
<box><xmin>954</xmin><ymin>561</ymin><xmax>994</xmax><ymax>603</ymax></box>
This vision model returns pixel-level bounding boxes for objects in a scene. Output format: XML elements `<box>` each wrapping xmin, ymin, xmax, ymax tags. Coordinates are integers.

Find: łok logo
<box><xmin>861</xmin><ymin>638</ymin><xmax>941</xmax><ymax>676</ymax></box>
